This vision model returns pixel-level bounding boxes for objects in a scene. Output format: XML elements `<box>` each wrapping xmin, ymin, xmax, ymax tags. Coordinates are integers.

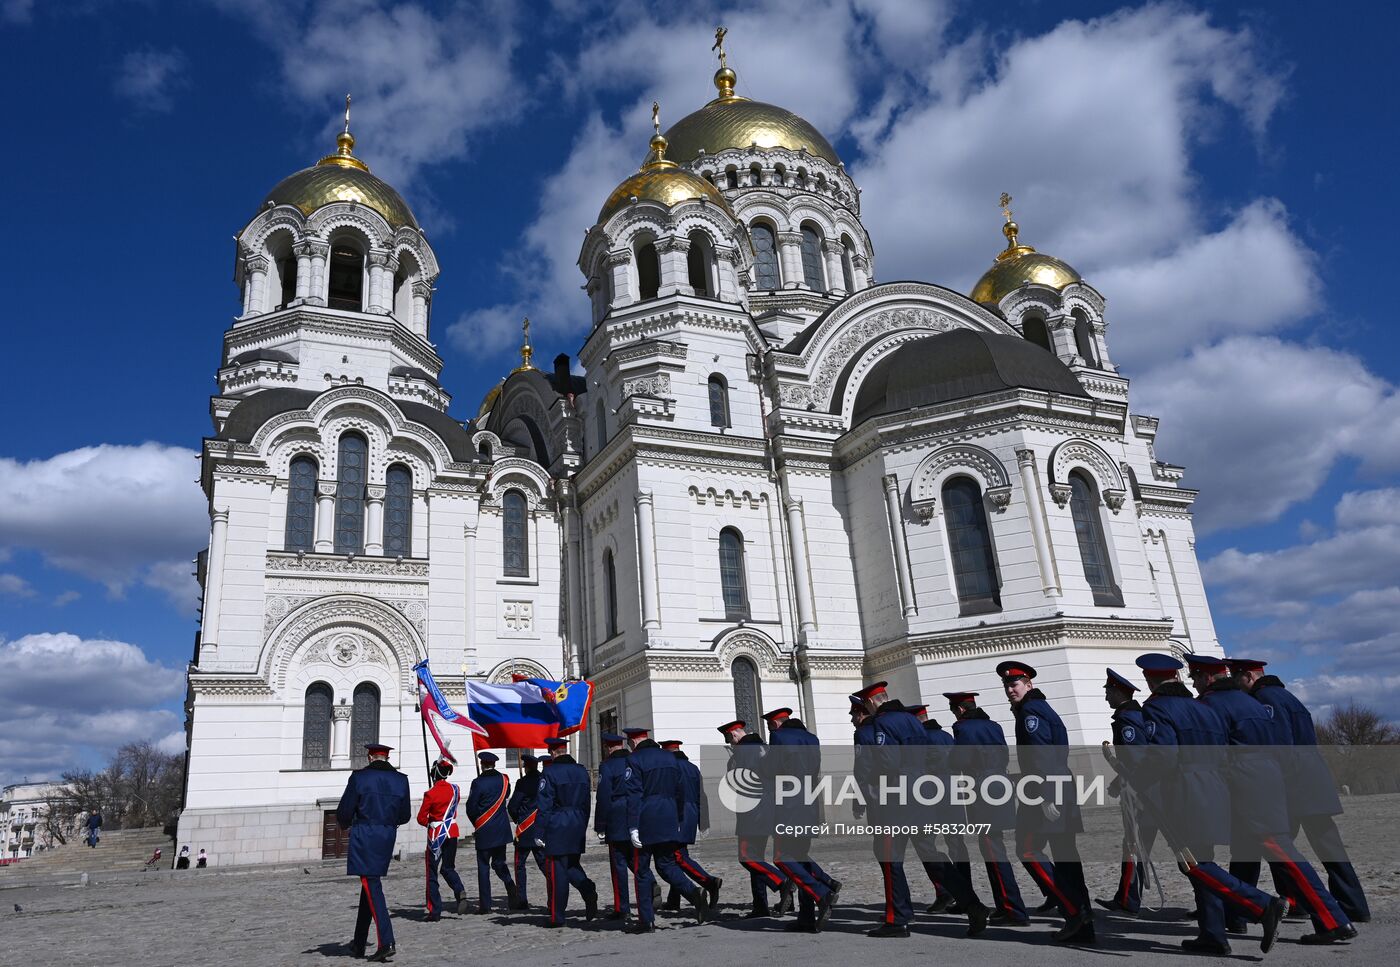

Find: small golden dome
<box><xmin>597</xmin><ymin>125</ymin><xmax>733</xmax><ymax>224</ymax></box>
<box><xmin>969</xmin><ymin>198</ymin><xmax>1081</xmax><ymax>305</ymax></box>
<box><xmin>661</xmin><ymin>64</ymin><xmax>839</xmax><ymax>165</ymax></box>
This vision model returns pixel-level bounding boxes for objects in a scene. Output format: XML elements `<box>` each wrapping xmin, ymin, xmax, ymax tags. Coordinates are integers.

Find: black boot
<box><xmin>774</xmin><ymin>882</ymin><xmax>796</xmax><ymax>916</ymax></box>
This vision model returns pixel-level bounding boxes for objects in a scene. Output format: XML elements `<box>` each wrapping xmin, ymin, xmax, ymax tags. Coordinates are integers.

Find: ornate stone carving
<box><xmin>1104</xmin><ymin>489</ymin><xmax>1128</xmax><ymax>514</ymax></box>
<box><xmin>266</xmin><ymin>552</ymin><xmax>429</xmax><ymax>578</ymax></box>
<box><xmin>317</xmin><ymin>480</ymin><xmax>337</xmax><ymax>497</ymax></box>
<box><xmin>1049</xmin><ymin>482</ymin><xmax>1073</xmax><ymax>508</ymax></box>
<box><xmin>621</xmin><ymin>373</ymin><xmax>672</xmax><ymax>399</ymax></box>
<box><xmin>503</xmin><ymin>600</ymin><xmax>534</xmax><ymax>633</ymax></box>
<box><xmin>986</xmin><ymin>485</ymin><xmax>1013</xmax><ymax>511</ymax></box>
<box><xmin>1049</xmin><ymin>439</ymin><xmax>1126</xmax><ymax>496</ymax></box>
<box><xmin>332</xmin><ymin>704</ymin><xmax>353</xmax><ymax>722</ymax></box>
<box><xmin>261</xmin><ymin>594</ymin><xmax>425</xmax><ymax>691</ymax></box>
<box><xmin>909</xmin><ymin>443</ymin><xmax>1011</xmax><ymax>519</ymax></box>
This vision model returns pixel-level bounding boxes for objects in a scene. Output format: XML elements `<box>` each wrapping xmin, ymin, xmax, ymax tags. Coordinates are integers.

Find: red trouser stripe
<box><xmin>608</xmin><ymin>845</ymin><xmax>623</xmax><ymax>911</ymax></box>
<box><xmin>881</xmin><ymin>862</ymin><xmax>895</xmax><ymax>923</ymax></box>
<box><xmin>1118</xmin><ymin>859</ymin><xmax>1135</xmax><ymax>906</ymax></box>
<box><xmin>741</xmin><ymin>860</ymin><xmax>783</xmax><ymax>888</ymax></box>
<box><xmin>775</xmin><ymin>861</ymin><xmax>820</xmax><ymax>900</ymax></box>
<box><xmin>980</xmin><ymin>836</ymin><xmax>1014</xmax><ymax>915</ymax></box>
<box><xmin>675</xmin><ymin>849</ymin><xmax>710</xmax><ymax>886</ymax></box>
<box><xmin>1187</xmin><ymin>865</ymin><xmax>1264</xmax><ymax>917</ymax></box>
<box><xmin>1024</xmin><ymin>859</ymin><xmax>1076</xmax><ymax>916</ymax></box>
<box><xmin>361</xmin><ymin>877</ymin><xmax>384</xmax><ymax>946</ymax></box>
<box><xmin>1262</xmin><ymin>837</ymin><xmax>1339</xmax><ymax>931</ymax></box>
<box><xmin>547</xmin><ymin>858</ymin><xmax>556</xmax><ymax>923</ymax></box>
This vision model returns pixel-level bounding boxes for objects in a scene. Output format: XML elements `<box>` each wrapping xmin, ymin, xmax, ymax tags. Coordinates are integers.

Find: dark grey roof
<box><xmin>216</xmin><ymin>388</ymin><xmax>475</xmax><ymax>463</ymax></box>
<box><xmin>851</xmin><ymin>328</ymin><xmax>1089</xmax><ymax>425</ymax></box>
<box><xmin>389</xmin><ymin>365</ymin><xmax>441</xmax><ymax>389</ymax></box>
<box><xmin>228</xmin><ymin>348</ymin><xmax>297</xmax><ymax>366</ymax></box>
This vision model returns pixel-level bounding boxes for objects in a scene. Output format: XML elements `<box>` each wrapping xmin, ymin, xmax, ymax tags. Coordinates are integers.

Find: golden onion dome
<box><xmin>661</xmin><ymin>66</ymin><xmax>840</xmax><ymax>165</ymax></box>
<box><xmin>970</xmin><ymin>204</ymin><xmax>1081</xmax><ymax>305</ymax></box>
<box><xmin>257</xmin><ymin>100</ymin><xmax>418</xmax><ymax>231</ymax></box>
<box><xmin>597</xmin><ymin>128</ymin><xmax>733</xmax><ymax>224</ymax></box>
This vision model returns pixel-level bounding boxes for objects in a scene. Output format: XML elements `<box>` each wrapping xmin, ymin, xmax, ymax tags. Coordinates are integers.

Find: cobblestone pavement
<box><xmin>5</xmin><ymin>800</ymin><xmax>1396</xmax><ymax>966</ymax></box>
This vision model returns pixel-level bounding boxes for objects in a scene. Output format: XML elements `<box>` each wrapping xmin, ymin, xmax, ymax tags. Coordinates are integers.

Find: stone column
<box><xmin>315</xmin><ymin>481</ymin><xmax>336</xmax><ymax>553</ymax></box>
<box><xmin>852</xmin><ymin>254</ymin><xmax>871</xmax><ymax>290</ymax></box>
<box><xmin>245</xmin><ymin>256</ymin><xmax>269</xmax><ymax>316</ymax></box>
<box><xmin>656</xmin><ymin>237</ymin><xmax>689</xmax><ymax>297</ymax></box>
<box><xmin>1092</xmin><ymin>321</ymin><xmax>1114</xmax><ymax>370</ymax></box>
<box><xmin>412</xmin><ymin>281</ymin><xmax>432</xmax><ymax>338</ymax></box>
<box><xmin>306</xmin><ymin>240</ymin><xmax>329</xmax><ymax>306</ymax></box>
<box><xmin>294</xmin><ymin>242</ymin><xmax>313</xmax><ymax>303</ymax></box>
<box><xmin>366</xmin><ymin>252</ymin><xmax>390</xmax><ymax>314</ymax></box>
<box><xmin>331</xmin><ymin>702</ymin><xmax>352</xmax><ymax>767</ymax></box>
<box><xmin>364</xmin><ymin>485</ymin><xmax>386</xmax><ymax>555</ymax></box>
<box><xmin>606</xmin><ymin>250</ymin><xmax>633</xmax><ymax>309</ymax></box>
<box><xmin>777</xmin><ymin>232</ymin><xmax>804</xmax><ymax>289</ymax></box>
<box><xmin>784</xmin><ymin>497</ymin><xmax>818</xmax><ymax>637</ymax></box>
<box><xmin>881</xmin><ymin>474</ymin><xmax>917</xmax><ymax>618</ymax></box>
<box><xmin>463</xmin><ymin>521</ymin><xmax>478</xmax><ymax>672</ymax></box>
<box><xmin>1016</xmin><ymin>449</ymin><xmax>1061</xmax><ymax>597</ymax></box>
<box><xmin>199</xmin><ymin>508</ymin><xmax>230</xmax><ymax>662</ymax></box>
<box><xmin>822</xmin><ymin>239</ymin><xmax>845</xmax><ymax>296</ymax></box>
<box><xmin>634</xmin><ymin>491</ymin><xmax>661</xmax><ymax>631</ymax></box>
<box><xmin>559</xmin><ymin>482</ymin><xmax>583</xmax><ymax>678</ymax></box>
<box><xmin>1047</xmin><ymin>312</ymin><xmax>1077</xmax><ymax>363</ymax></box>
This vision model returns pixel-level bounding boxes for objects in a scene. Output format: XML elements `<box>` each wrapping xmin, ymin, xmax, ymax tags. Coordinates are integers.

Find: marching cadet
<box><xmin>536</xmin><ymin>737</ymin><xmax>599</xmax><ymax>927</ymax></box>
<box><xmin>1185</xmin><ymin>653</ymin><xmax>1355</xmax><ymax>945</ymax></box>
<box><xmin>718</xmin><ymin>719</ymin><xmax>795</xmax><ymax>918</ymax></box>
<box><xmin>946</xmin><ymin>692</ymin><xmax>1028</xmax><ymax>926</ymax></box>
<box><xmin>909</xmin><ymin>704</ymin><xmax>976</xmax><ymax>915</ymax></box>
<box><xmin>593</xmin><ymin>733</ymin><xmax>635</xmax><ymax>920</ymax></box>
<box><xmin>660</xmin><ymin>740</ymin><xmax>723</xmax><ymax>912</ymax></box>
<box><xmin>1134</xmin><ymin>653</ymin><xmax>1289</xmax><ymax>954</ymax></box>
<box><xmin>464</xmin><ymin>750</ymin><xmax>521</xmax><ymax>914</ymax></box>
<box><xmin>507</xmin><ymin>753</ymin><xmax>546</xmax><ymax>910</ymax></box>
<box><xmin>1098</xmin><ymin>669</ymin><xmax>1149</xmax><ymax>917</ymax></box>
<box><xmin>623</xmin><ymin>729</ymin><xmax>714</xmax><ymax>932</ymax></box>
<box><xmin>996</xmin><ymin>661</ymin><xmax>1092</xmax><ymax>944</ymax></box>
<box><xmin>336</xmin><ymin>742</ymin><xmax>411</xmax><ymax>962</ymax></box>
<box><xmin>1228</xmin><ymin>658</ymin><xmax>1370</xmax><ymax>923</ymax></box>
<box><xmin>416</xmin><ymin>755</ymin><xmax>467</xmax><ymax>920</ymax></box>
<box><xmin>764</xmin><ymin>707</ymin><xmax>838</xmax><ymax>932</ymax></box>
<box><xmin>854</xmin><ymin>682</ymin><xmax>989</xmax><ymax>939</ymax></box>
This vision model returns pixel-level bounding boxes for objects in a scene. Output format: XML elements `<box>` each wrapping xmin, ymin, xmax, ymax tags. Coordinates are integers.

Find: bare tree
<box><xmin>50</xmin><ymin>742</ymin><xmax>184</xmax><ymax>832</ymax></box>
<box><xmin>1316</xmin><ymin>702</ymin><xmax>1400</xmax><ymax>746</ymax></box>
<box><xmin>1317</xmin><ymin>702</ymin><xmax>1400</xmax><ymax>796</ymax></box>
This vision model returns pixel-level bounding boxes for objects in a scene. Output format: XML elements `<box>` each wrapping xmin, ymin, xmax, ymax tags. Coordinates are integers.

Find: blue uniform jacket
<box><xmin>860</xmin><ymin>702</ymin><xmax>926</xmax><ymax>825</ymax></box>
<box><xmin>1011</xmin><ymin>690</ymin><xmax>1082</xmax><ymax>834</ymax></box>
<box><xmin>336</xmin><ymin>760</ymin><xmax>411</xmax><ymax>877</ymax></box>
<box><xmin>594</xmin><ymin>749</ymin><xmax>632</xmax><ymax>841</ymax></box>
<box><xmin>1139</xmin><ymin>681</ymin><xmax>1231</xmax><ymax>846</ymax></box>
<box><xmin>769</xmin><ymin>720</ymin><xmax>823</xmax><ymax>829</ymax></box>
<box><xmin>731</xmin><ymin>733</ymin><xmax>774</xmax><ymax>838</ymax></box>
<box><xmin>673</xmin><ymin>751</ymin><xmax>708</xmax><ymax>844</ymax></box>
<box><xmin>508</xmin><ymin>769</ymin><xmax>543</xmax><ymax>847</ymax></box>
<box><xmin>923</xmin><ymin>720</ymin><xmax>962</xmax><ymax>823</ymax></box>
<box><xmin>1251</xmin><ymin>676</ymin><xmax>1341</xmax><ymax>819</ymax></box>
<box><xmin>625</xmin><ymin>740</ymin><xmax>684</xmax><ymax>845</ymax></box>
<box><xmin>537</xmin><ymin>755</ymin><xmax>592</xmax><ymax>856</ymax></box>
<box><xmin>951</xmin><ymin>710</ymin><xmax>1017</xmax><ymax>830</ymax></box>
<box><xmin>465</xmin><ymin>769</ymin><xmax>513</xmax><ymax>851</ymax></box>
<box><xmin>1198</xmin><ymin>679</ymin><xmax>1291</xmax><ymax>837</ymax></box>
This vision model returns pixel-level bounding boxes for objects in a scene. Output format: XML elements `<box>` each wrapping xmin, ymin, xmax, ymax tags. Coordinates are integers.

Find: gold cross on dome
<box><xmin>343</xmin><ymin>94</ymin><xmax>352</xmax><ymax>135</ymax></box>
<box><xmin>651</xmin><ymin>100</ymin><xmax>661</xmax><ymax>136</ymax></box>
<box><xmin>713</xmin><ymin>25</ymin><xmax>728</xmax><ymax>67</ymax></box>
<box><xmin>999</xmin><ymin>192</ymin><xmax>1013</xmax><ymax>222</ymax></box>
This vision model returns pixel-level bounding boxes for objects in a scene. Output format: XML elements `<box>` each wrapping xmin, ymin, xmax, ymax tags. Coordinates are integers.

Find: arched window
<box><xmin>708</xmin><ymin>374</ymin><xmax>730</xmax><ymax>428</ymax></box>
<box><xmin>334</xmin><ymin>433</ymin><xmax>367</xmax><ymax>555</ymax></box>
<box><xmin>503</xmin><ymin>490</ymin><xmax>529</xmax><ymax>577</ymax></box>
<box><xmin>350</xmin><ymin>682</ymin><xmax>380</xmax><ymax>752</ymax></box>
<box><xmin>731</xmin><ymin>656</ymin><xmax>761</xmax><ymax>731</ymax></box>
<box><xmin>725</xmin><ymin>166</ymin><xmax>739</xmax><ymax>190</ymax></box>
<box><xmin>942</xmin><ymin>476</ymin><xmax>1001</xmax><ymax>614</ymax></box>
<box><xmin>687</xmin><ymin>231</ymin><xmax>713</xmax><ymax>297</ymax></box>
<box><xmin>1023</xmin><ymin>314</ymin><xmax>1052</xmax><ymax>353</ymax></box>
<box><xmin>1073</xmin><ymin>309</ymin><xmax>1099</xmax><ymax>366</ymax></box>
<box><xmin>277</xmin><ymin>255</ymin><xmax>297</xmax><ymax>309</ymax></box>
<box><xmin>800</xmin><ymin>223</ymin><xmax>825</xmax><ymax>291</ymax></box>
<box><xmin>285</xmin><ymin>456</ymin><xmax>317</xmax><ymax>552</ymax></box>
<box><xmin>748</xmin><ymin>162</ymin><xmax>763</xmax><ymax>187</ymax></box>
<box><xmin>383</xmin><ymin>464</ymin><xmax>412</xmax><ymax>557</ymax></box>
<box><xmin>840</xmin><ymin>236</ymin><xmax>856</xmax><ymax>292</ymax></box>
<box><xmin>1068</xmin><ymin>471</ymin><xmax>1124</xmax><ymax>606</ymax></box>
<box><xmin>595</xmin><ymin>399</ymin><xmax>608</xmax><ymax>453</ymax></box>
<box><xmin>301</xmin><ymin>682</ymin><xmax>332</xmax><ymax>770</ymax></box>
<box><xmin>635</xmin><ymin>241</ymin><xmax>660</xmax><ymax>301</ymax></box>
<box><xmin>603</xmin><ymin>549</ymin><xmax>619</xmax><ymax>639</ymax></box>
<box><xmin>327</xmin><ymin>241</ymin><xmax>364</xmax><ymax>311</ymax></box>
<box><xmin>750</xmin><ymin>223</ymin><xmax>780</xmax><ymax>290</ymax></box>
<box><xmin>718</xmin><ymin>527</ymin><xmax>749</xmax><ymax>619</ymax></box>
<box><xmin>268</xmin><ymin>232</ymin><xmax>297</xmax><ymax>311</ymax></box>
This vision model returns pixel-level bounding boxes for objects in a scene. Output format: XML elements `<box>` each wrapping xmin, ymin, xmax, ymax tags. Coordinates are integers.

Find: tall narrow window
<box><xmin>277</xmin><ymin>256</ymin><xmax>297</xmax><ymax>309</ymax></box>
<box><xmin>503</xmin><ymin>491</ymin><xmax>529</xmax><ymax>577</ymax></box>
<box><xmin>800</xmin><ymin>223</ymin><xmax>825</xmax><ymax>291</ymax></box>
<box><xmin>750</xmin><ymin>223</ymin><xmax>780</xmax><ymax>290</ymax></box>
<box><xmin>595</xmin><ymin>399</ymin><xmax>608</xmax><ymax>453</ymax></box>
<box><xmin>327</xmin><ymin>243</ymin><xmax>364</xmax><ymax>311</ymax></box>
<box><xmin>1023</xmin><ymin>315</ymin><xmax>1052</xmax><ymax>353</ymax></box>
<box><xmin>350</xmin><ymin>682</ymin><xmax>380</xmax><ymax>751</ymax></box>
<box><xmin>718</xmin><ymin>527</ymin><xmax>749</xmax><ymax>619</ymax></box>
<box><xmin>285</xmin><ymin>456</ymin><xmax>317</xmax><ymax>552</ymax></box>
<box><xmin>731</xmin><ymin>656</ymin><xmax>761</xmax><ymax>732</ymax></box>
<box><xmin>725</xmin><ymin>167</ymin><xmax>739</xmax><ymax>190</ymax></box>
<box><xmin>334</xmin><ymin>433</ymin><xmax>367</xmax><ymax>554</ymax></box>
<box><xmin>708</xmin><ymin>374</ymin><xmax>730</xmax><ymax>428</ymax></box>
<box><xmin>603</xmin><ymin>549</ymin><xmax>619</xmax><ymax>639</ymax></box>
<box><xmin>841</xmin><ymin>237</ymin><xmax>856</xmax><ymax>292</ymax></box>
<box><xmin>942</xmin><ymin>476</ymin><xmax>1001</xmax><ymax>614</ymax></box>
<box><xmin>301</xmin><ymin>682</ymin><xmax>332</xmax><ymax>770</ymax></box>
<box><xmin>1069</xmin><ymin>471</ymin><xmax>1123</xmax><ymax>606</ymax></box>
<box><xmin>1073</xmin><ymin>310</ymin><xmax>1099</xmax><ymax>366</ymax></box>
<box><xmin>687</xmin><ymin>231</ymin><xmax>712</xmax><ymax>297</ymax></box>
<box><xmin>636</xmin><ymin>242</ymin><xmax>660</xmax><ymax>301</ymax></box>
<box><xmin>383</xmin><ymin>464</ymin><xmax>412</xmax><ymax>557</ymax></box>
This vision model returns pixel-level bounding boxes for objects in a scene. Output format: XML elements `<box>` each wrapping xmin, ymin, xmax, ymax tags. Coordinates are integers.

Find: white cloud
<box><xmin>114</xmin><ymin>48</ymin><xmax>188</xmax><ymax>113</ymax></box>
<box><xmin>0</xmin><ymin>443</ymin><xmax>206</xmax><ymax>605</ymax></box>
<box><xmin>0</xmin><ymin>573</ymin><xmax>35</xmax><ymax>598</ymax></box>
<box><xmin>1</xmin><ymin>0</ymin><xmax>33</xmax><ymax>25</ymax></box>
<box><xmin>0</xmin><ymin>633</ymin><xmax>185</xmax><ymax>786</ymax></box>
<box><xmin>52</xmin><ymin>590</ymin><xmax>80</xmax><ymax>607</ymax></box>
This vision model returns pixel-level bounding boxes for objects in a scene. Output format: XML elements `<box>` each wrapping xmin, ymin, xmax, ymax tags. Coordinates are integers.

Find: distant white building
<box><xmin>181</xmin><ymin>55</ymin><xmax>1217</xmax><ymax>866</ymax></box>
<box><xmin>1</xmin><ymin>781</ymin><xmax>69</xmax><ymax>858</ymax></box>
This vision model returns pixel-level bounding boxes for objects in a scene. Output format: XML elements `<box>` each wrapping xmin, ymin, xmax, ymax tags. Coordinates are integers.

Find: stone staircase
<box><xmin>0</xmin><ymin>827</ymin><xmax>172</xmax><ymax>883</ymax></box>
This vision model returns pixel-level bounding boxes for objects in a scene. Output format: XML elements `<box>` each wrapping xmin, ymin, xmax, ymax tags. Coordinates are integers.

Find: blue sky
<box><xmin>2</xmin><ymin>0</ymin><xmax>1398</xmax><ymax>784</ymax></box>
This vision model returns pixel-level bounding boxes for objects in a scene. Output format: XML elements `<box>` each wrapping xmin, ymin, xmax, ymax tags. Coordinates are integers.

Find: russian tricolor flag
<box><xmin>415</xmin><ymin>660</ymin><xmax>594</xmax><ymax>755</ymax></box>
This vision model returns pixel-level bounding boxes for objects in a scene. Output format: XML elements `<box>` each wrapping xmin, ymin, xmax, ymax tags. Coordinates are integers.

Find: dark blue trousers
<box><xmin>666</xmin><ymin>844</ymin><xmax>718</xmax><ymax>906</ymax></box>
<box><xmin>424</xmin><ymin>839</ymin><xmax>465</xmax><ymax>916</ymax></box>
<box><xmin>475</xmin><ymin>845</ymin><xmax>512</xmax><ymax>911</ymax></box>
<box><xmin>634</xmin><ymin>841</ymin><xmax>699</xmax><ymax>924</ymax></box>
<box><xmin>1181</xmin><ymin>845</ymin><xmax>1277</xmax><ymax>946</ymax></box>
<box><xmin>1016</xmin><ymin>828</ymin><xmax>1088</xmax><ymax>919</ymax></box>
<box><xmin>738</xmin><ymin>835</ymin><xmax>787</xmax><ymax>908</ymax></box>
<box><xmin>956</xmin><ymin>832</ymin><xmax>1027</xmax><ymax>918</ymax></box>
<box><xmin>513</xmin><ymin>840</ymin><xmax>546</xmax><ymax>905</ymax></box>
<box><xmin>1232</xmin><ymin>816</ymin><xmax>1369</xmax><ymax>923</ymax></box>
<box><xmin>544</xmin><ymin>854</ymin><xmax>595</xmax><ymax>925</ymax></box>
<box><xmin>1230</xmin><ymin>832</ymin><xmax>1350</xmax><ymax>932</ymax></box>
<box><xmin>355</xmin><ymin>875</ymin><xmax>394</xmax><ymax>949</ymax></box>
<box><xmin>606</xmin><ymin>841</ymin><xmax>635</xmax><ymax>914</ymax></box>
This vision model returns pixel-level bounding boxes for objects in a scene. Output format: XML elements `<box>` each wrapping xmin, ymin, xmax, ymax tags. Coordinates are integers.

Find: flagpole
<box><xmin>416</xmin><ymin>678</ymin><xmax>432</xmax><ymax>781</ymax></box>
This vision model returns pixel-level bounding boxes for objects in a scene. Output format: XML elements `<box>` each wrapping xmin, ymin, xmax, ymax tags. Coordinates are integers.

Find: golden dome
<box><xmin>257</xmin><ymin>106</ymin><xmax>418</xmax><ymax>231</ymax></box>
<box><xmin>970</xmin><ymin>211</ymin><xmax>1081</xmax><ymax>305</ymax></box>
<box><xmin>661</xmin><ymin>67</ymin><xmax>840</xmax><ymax>165</ymax></box>
<box><xmin>597</xmin><ymin>129</ymin><xmax>732</xmax><ymax>224</ymax></box>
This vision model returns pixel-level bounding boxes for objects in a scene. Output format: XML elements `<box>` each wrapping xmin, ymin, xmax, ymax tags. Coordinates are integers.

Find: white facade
<box><xmin>182</xmin><ymin>70</ymin><xmax>1218</xmax><ymax>865</ymax></box>
<box><xmin>1</xmin><ymin>781</ymin><xmax>69</xmax><ymax>858</ymax></box>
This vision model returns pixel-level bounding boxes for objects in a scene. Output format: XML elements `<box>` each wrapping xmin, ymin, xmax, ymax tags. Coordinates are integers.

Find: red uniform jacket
<box><xmin>416</xmin><ymin>779</ymin><xmax>461</xmax><ymax>838</ymax></box>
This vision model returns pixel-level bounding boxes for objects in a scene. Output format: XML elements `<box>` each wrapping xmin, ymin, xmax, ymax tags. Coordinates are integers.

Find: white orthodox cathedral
<box><xmin>179</xmin><ymin>54</ymin><xmax>1218</xmax><ymax>864</ymax></box>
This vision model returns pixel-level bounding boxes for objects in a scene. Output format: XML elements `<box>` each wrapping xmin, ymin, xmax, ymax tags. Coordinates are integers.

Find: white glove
<box><xmin>629</xmin><ymin>829</ymin><xmax>643</xmax><ymax>849</ymax></box>
<box><xmin>597</xmin><ymin>831</ymin><xmax>607</xmax><ymax>843</ymax></box>
<box><xmin>1042</xmin><ymin>801</ymin><xmax>1061</xmax><ymax>822</ymax></box>
<box><xmin>699</xmin><ymin>827</ymin><xmax>710</xmax><ymax>840</ymax></box>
